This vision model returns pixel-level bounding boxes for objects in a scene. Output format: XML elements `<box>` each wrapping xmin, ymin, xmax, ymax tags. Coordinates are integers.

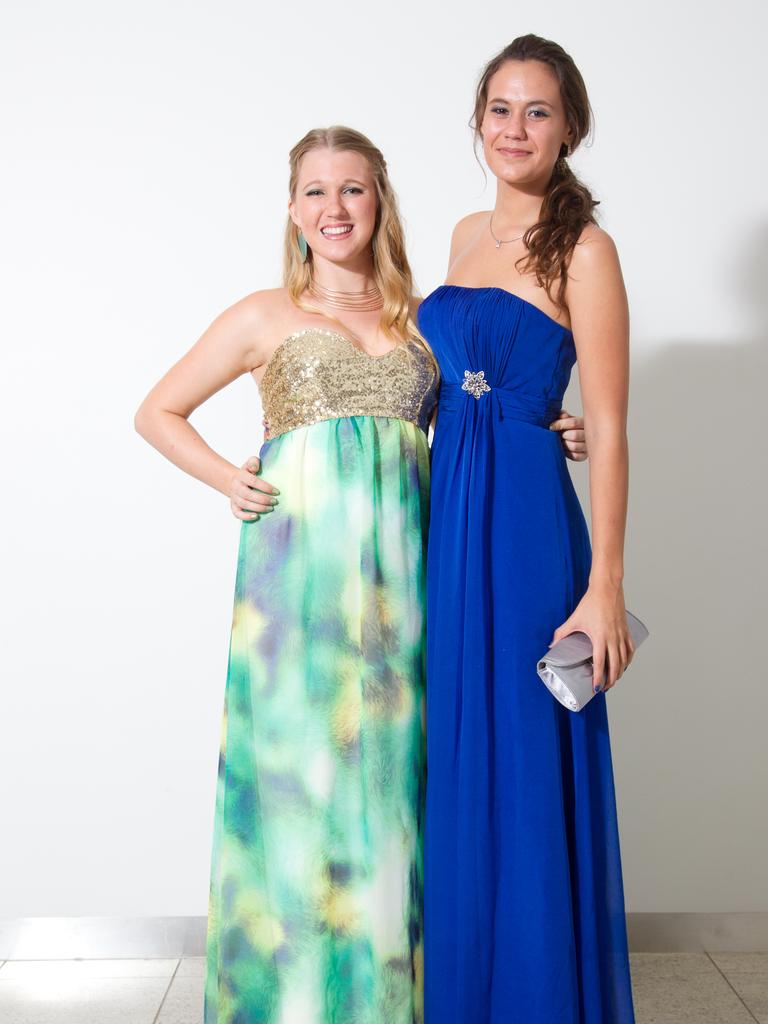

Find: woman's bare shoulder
<box><xmin>218</xmin><ymin>287</ymin><xmax>301</xmax><ymax>347</ymax></box>
<box><xmin>446</xmin><ymin>211</ymin><xmax>489</xmax><ymax>273</ymax></box>
<box><xmin>451</xmin><ymin>210</ymin><xmax>489</xmax><ymax>244</ymax></box>
<box><xmin>224</xmin><ymin>286</ymin><xmax>290</xmax><ymax>325</ymax></box>
<box><xmin>571</xmin><ymin>223</ymin><xmax>619</xmax><ymax>267</ymax></box>
<box><xmin>566</xmin><ymin>225</ymin><xmax>623</xmax><ymax>299</ymax></box>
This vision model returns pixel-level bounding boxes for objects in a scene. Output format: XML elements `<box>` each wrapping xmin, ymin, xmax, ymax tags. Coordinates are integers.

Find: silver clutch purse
<box><xmin>536</xmin><ymin>611</ymin><xmax>649</xmax><ymax>712</ymax></box>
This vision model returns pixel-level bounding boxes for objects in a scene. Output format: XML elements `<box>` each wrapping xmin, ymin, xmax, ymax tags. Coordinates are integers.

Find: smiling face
<box><xmin>480</xmin><ymin>59</ymin><xmax>572</xmax><ymax>188</ymax></box>
<box><xmin>288</xmin><ymin>147</ymin><xmax>379</xmax><ymax>266</ymax></box>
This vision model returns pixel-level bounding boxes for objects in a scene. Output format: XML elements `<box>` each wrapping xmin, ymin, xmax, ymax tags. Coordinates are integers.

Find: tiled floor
<box><xmin>0</xmin><ymin>953</ymin><xmax>765</xmax><ymax>1023</ymax></box>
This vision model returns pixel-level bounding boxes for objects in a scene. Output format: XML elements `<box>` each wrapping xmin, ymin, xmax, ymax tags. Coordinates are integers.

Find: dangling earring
<box><xmin>297</xmin><ymin>230</ymin><xmax>308</xmax><ymax>263</ymax></box>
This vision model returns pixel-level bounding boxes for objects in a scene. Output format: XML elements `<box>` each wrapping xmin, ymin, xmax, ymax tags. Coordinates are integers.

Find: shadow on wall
<box><xmin>564</xmin><ymin>224</ymin><xmax>768</xmax><ymax>913</ymax></box>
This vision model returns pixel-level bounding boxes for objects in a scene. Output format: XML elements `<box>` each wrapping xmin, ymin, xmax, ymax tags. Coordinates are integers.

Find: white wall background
<box><xmin>1</xmin><ymin>0</ymin><xmax>766</xmax><ymax>918</ymax></box>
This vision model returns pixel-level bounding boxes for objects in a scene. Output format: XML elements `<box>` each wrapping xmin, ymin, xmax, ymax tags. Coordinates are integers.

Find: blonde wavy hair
<box><xmin>283</xmin><ymin>126</ymin><xmax>434</xmax><ymax>364</ymax></box>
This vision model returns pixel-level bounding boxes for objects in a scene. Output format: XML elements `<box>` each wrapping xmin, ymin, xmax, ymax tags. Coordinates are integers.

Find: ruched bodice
<box><xmin>259</xmin><ymin>328</ymin><xmax>437</xmax><ymax>438</ymax></box>
<box><xmin>418</xmin><ymin>284</ymin><xmax>575</xmax><ymax>428</ymax></box>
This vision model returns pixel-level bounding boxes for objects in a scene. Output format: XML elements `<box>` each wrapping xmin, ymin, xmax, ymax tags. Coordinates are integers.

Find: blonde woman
<box><xmin>135</xmin><ymin>126</ymin><xmax>586</xmax><ymax>1023</ymax></box>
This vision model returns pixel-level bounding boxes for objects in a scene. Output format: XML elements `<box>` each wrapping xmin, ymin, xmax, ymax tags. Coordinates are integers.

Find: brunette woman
<box><xmin>418</xmin><ymin>35</ymin><xmax>636</xmax><ymax>1023</ymax></box>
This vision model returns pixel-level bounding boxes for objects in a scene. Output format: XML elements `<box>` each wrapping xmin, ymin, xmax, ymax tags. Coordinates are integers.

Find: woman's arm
<box><xmin>549</xmin><ymin>226</ymin><xmax>633</xmax><ymax>690</ymax></box>
<box><xmin>134</xmin><ymin>291</ymin><xmax>279</xmax><ymax>517</ymax></box>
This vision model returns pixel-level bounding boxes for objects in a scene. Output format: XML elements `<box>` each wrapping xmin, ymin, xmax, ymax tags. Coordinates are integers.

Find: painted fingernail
<box><xmin>271</xmin><ymin>498</ymin><xmax>279</xmax><ymax>506</ymax></box>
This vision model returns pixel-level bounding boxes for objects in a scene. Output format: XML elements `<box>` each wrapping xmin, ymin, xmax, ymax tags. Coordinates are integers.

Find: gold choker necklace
<box><xmin>310</xmin><ymin>279</ymin><xmax>384</xmax><ymax>312</ymax></box>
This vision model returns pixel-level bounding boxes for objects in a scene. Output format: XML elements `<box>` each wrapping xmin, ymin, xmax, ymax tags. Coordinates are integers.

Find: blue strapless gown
<box><xmin>418</xmin><ymin>286</ymin><xmax>635</xmax><ymax>1024</ymax></box>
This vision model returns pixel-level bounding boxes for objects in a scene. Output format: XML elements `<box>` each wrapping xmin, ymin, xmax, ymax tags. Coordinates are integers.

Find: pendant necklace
<box><xmin>489</xmin><ymin>213</ymin><xmax>527</xmax><ymax>250</ymax></box>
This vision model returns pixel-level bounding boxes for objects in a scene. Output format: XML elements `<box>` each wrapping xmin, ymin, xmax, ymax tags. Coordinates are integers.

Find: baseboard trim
<box><xmin>0</xmin><ymin>913</ymin><xmax>766</xmax><ymax>960</ymax></box>
<box><xmin>627</xmin><ymin>912</ymin><xmax>768</xmax><ymax>952</ymax></box>
<box><xmin>0</xmin><ymin>917</ymin><xmax>207</xmax><ymax>961</ymax></box>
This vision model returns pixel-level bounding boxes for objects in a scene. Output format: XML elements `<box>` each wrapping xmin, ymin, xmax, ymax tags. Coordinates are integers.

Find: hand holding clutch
<box><xmin>536</xmin><ymin>611</ymin><xmax>649</xmax><ymax>712</ymax></box>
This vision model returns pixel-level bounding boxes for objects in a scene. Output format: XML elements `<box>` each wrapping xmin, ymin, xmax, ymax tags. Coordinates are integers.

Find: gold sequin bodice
<box><xmin>260</xmin><ymin>328</ymin><xmax>438</xmax><ymax>439</ymax></box>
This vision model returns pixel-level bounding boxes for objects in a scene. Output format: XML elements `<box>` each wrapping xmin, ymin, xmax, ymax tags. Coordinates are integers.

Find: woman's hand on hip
<box><xmin>549</xmin><ymin>583</ymin><xmax>635</xmax><ymax>692</ymax></box>
<box><xmin>549</xmin><ymin>409</ymin><xmax>587</xmax><ymax>461</ymax></box>
<box><xmin>230</xmin><ymin>457</ymin><xmax>280</xmax><ymax>521</ymax></box>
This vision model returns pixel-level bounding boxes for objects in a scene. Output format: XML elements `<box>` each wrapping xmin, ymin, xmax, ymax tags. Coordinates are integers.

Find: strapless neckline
<box><xmin>262</xmin><ymin>327</ymin><xmax>399</xmax><ymax>381</ymax></box>
<box><xmin>435</xmin><ymin>284</ymin><xmax>573</xmax><ymax>335</ymax></box>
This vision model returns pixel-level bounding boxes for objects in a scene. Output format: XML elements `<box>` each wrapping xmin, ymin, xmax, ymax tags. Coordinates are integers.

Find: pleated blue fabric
<box><xmin>419</xmin><ymin>285</ymin><xmax>635</xmax><ymax>1024</ymax></box>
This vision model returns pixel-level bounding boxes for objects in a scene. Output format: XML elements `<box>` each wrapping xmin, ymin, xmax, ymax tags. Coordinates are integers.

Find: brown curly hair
<box><xmin>471</xmin><ymin>34</ymin><xmax>599</xmax><ymax>311</ymax></box>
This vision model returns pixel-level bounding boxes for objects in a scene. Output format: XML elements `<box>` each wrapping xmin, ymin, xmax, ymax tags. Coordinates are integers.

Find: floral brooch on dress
<box><xmin>462</xmin><ymin>370</ymin><xmax>491</xmax><ymax>400</ymax></box>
